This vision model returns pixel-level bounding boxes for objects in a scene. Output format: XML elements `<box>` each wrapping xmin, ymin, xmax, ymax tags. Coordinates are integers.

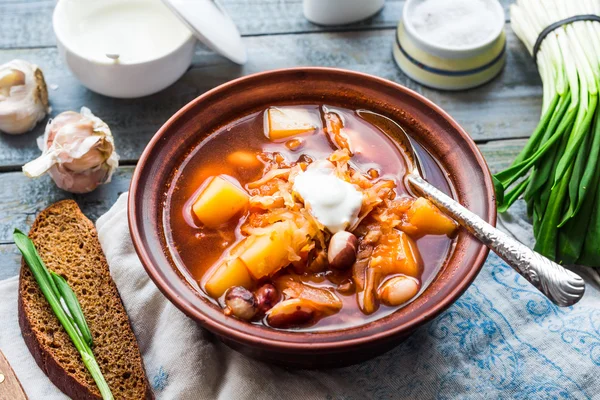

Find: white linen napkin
<box><xmin>1</xmin><ymin>193</ymin><xmax>599</xmax><ymax>399</ymax></box>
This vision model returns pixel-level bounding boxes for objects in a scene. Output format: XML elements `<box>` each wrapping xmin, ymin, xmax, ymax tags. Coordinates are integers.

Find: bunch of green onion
<box><xmin>14</xmin><ymin>229</ymin><xmax>114</xmax><ymax>400</ymax></box>
<box><xmin>494</xmin><ymin>0</ymin><xmax>600</xmax><ymax>266</ymax></box>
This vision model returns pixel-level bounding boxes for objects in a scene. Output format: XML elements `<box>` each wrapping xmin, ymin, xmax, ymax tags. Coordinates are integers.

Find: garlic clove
<box><xmin>0</xmin><ymin>59</ymin><xmax>49</xmax><ymax>135</ymax></box>
<box><xmin>0</xmin><ymin>69</ymin><xmax>26</xmax><ymax>96</ymax></box>
<box><xmin>65</xmin><ymin>144</ymin><xmax>110</xmax><ymax>173</ymax></box>
<box><xmin>48</xmin><ymin>161</ymin><xmax>116</xmax><ymax>194</ymax></box>
<box><xmin>22</xmin><ymin>107</ymin><xmax>119</xmax><ymax>193</ymax></box>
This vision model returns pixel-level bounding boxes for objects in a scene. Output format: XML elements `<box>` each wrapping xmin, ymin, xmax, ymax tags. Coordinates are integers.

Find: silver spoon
<box><xmin>357</xmin><ymin>110</ymin><xmax>585</xmax><ymax>307</ymax></box>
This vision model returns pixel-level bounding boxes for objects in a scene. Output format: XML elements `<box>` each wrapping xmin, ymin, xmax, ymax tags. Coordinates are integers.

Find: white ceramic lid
<box><xmin>162</xmin><ymin>0</ymin><xmax>247</xmax><ymax>65</ymax></box>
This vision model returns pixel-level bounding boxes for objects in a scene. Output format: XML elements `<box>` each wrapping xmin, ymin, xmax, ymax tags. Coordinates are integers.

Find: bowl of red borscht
<box><xmin>128</xmin><ymin>67</ymin><xmax>495</xmax><ymax>368</ymax></box>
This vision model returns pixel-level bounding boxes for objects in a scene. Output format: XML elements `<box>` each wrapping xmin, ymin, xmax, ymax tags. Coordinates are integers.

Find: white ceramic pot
<box><xmin>393</xmin><ymin>0</ymin><xmax>506</xmax><ymax>90</ymax></box>
<box><xmin>53</xmin><ymin>0</ymin><xmax>196</xmax><ymax>98</ymax></box>
<box><xmin>303</xmin><ymin>0</ymin><xmax>385</xmax><ymax>26</ymax></box>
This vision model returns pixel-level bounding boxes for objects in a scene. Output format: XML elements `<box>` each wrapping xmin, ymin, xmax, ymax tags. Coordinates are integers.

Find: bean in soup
<box><xmin>164</xmin><ymin>105</ymin><xmax>458</xmax><ymax>331</ymax></box>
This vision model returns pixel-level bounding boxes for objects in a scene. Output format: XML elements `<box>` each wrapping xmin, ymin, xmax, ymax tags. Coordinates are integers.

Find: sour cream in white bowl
<box><xmin>53</xmin><ymin>0</ymin><xmax>195</xmax><ymax>98</ymax></box>
<box><xmin>53</xmin><ymin>0</ymin><xmax>246</xmax><ymax>98</ymax></box>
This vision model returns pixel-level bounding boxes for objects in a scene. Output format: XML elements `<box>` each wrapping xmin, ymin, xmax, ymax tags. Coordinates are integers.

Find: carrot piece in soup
<box><xmin>324</xmin><ymin>111</ymin><xmax>352</xmax><ymax>153</ymax></box>
<box><xmin>265</xmin><ymin>107</ymin><xmax>316</xmax><ymax>141</ymax></box>
<box><xmin>205</xmin><ymin>258</ymin><xmax>254</xmax><ymax>298</ymax></box>
<box><xmin>192</xmin><ymin>176</ymin><xmax>249</xmax><ymax>228</ymax></box>
<box><xmin>357</xmin><ymin>230</ymin><xmax>422</xmax><ymax>314</ymax></box>
<box><xmin>227</xmin><ymin>151</ymin><xmax>262</xmax><ymax>169</ymax></box>
<box><xmin>371</xmin><ymin>230</ymin><xmax>422</xmax><ymax>278</ymax></box>
<box><xmin>406</xmin><ymin>197</ymin><xmax>458</xmax><ymax>237</ymax></box>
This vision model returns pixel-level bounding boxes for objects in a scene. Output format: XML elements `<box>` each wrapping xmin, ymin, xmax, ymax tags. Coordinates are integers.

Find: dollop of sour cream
<box><xmin>293</xmin><ymin>161</ymin><xmax>363</xmax><ymax>233</ymax></box>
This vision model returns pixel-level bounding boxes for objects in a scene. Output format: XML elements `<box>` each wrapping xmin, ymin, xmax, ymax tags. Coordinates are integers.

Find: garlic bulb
<box><xmin>22</xmin><ymin>107</ymin><xmax>119</xmax><ymax>193</ymax></box>
<box><xmin>0</xmin><ymin>59</ymin><xmax>49</xmax><ymax>134</ymax></box>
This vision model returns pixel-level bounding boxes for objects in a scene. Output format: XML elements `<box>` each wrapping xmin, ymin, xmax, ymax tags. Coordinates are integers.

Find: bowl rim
<box><xmin>128</xmin><ymin>67</ymin><xmax>496</xmax><ymax>351</ymax></box>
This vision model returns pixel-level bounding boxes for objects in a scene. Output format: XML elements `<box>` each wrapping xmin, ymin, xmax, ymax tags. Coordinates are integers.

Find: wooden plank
<box><xmin>479</xmin><ymin>138</ymin><xmax>527</xmax><ymax>174</ymax></box>
<box><xmin>0</xmin><ymin>351</ymin><xmax>28</xmax><ymax>400</ymax></box>
<box><xmin>0</xmin><ymin>166</ymin><xmax>133</xmax><ymax>246</ymax></box>
<box><xmin>0</xmin><ymin>139</ymin><xmax>526</xmax><ymax>261</ymax></box>
<box><xmin>0</xmin><ymin>0</ymin><xmax>512</xmax><ymax>49</ymax></box>
<box><xmin>0</xmin><ymin>27</ymin><xmax>540</xmax><ymax>168</ymax></box>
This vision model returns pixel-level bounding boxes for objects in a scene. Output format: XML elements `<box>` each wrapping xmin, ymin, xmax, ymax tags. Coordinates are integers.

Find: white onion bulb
<box><xmin>0</xmin><ymin>59</ymin><xmax>50</xmax><ymax>135</ymax></box>
<box><xmin>22</xmin><ymin>107</ymin><xmax>119</xmax><ymax>193</ymax></box>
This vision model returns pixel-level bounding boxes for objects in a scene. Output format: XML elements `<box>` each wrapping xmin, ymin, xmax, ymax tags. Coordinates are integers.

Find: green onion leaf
<box><xmin>51</xmin><ymin>272</ymin><xmax>94</xmax><ymax>347</ymax></box>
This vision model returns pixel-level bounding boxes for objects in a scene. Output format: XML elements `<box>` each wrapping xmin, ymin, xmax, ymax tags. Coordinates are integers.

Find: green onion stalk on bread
<box><xmin>14</xmin><ymin>229</ymin><xmax>114</xmax><ymax>400</ymax></box>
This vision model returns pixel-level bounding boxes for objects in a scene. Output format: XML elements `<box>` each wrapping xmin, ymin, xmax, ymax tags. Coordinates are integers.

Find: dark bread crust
<box><xmin>18</xmin><ymin>200</ymin><xmax>153</xmax><ymax>399</ymax></box>
<box><xmin>19</xmin><ymin>294</ymin><xmax>97</xmax><ymax>400</ymax></box>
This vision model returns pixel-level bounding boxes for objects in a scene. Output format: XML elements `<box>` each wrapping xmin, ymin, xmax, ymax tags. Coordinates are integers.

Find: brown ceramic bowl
<box><xmin>128</xmin><ymin>67</ymin><xmax>495</xmax><ymax>368</ymax></box>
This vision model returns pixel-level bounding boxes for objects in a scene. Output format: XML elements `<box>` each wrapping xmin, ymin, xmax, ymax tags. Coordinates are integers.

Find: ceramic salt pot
<box><xmin>394</xmin><ymin>0</ymin><xmax>506</xmax><ymax>90</ymax></box>
<box><xmin>53</xmin><ymin>0</ymin><xmax>247</xmax><ymax>98</ymax></box>
<box><xmin>303</xmin><ymin>0</ymin><xmax>385</xmax><ymax>26</ymax></box>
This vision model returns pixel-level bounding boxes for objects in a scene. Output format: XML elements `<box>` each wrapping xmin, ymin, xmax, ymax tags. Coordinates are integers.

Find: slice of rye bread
<box><xmin>18</xmin><ymin>200</ymin><xmax>153</xmax><ymax>400</ymax></box>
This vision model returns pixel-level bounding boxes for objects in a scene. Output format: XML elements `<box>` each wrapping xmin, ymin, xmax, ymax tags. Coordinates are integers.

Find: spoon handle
<box><xmin>408</xmin><ymin>175</ymin><xmax>585</xmax><ymax>307</ymax></box>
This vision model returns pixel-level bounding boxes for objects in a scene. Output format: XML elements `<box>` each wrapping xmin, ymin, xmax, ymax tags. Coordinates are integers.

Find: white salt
<box><xmin>409</xmin><ymin>0</ymin><xmax>500</xmax><ymax>48</ymax></box>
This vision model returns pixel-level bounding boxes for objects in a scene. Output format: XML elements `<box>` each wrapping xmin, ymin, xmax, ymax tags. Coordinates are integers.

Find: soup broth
<box><xmin>164</xmin><ymin>105</ymin><xmax>457</xmax><ymax>331</ymax></box>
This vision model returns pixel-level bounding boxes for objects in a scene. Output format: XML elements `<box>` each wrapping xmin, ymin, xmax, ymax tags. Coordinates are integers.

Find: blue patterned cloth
<box><xmin>339</xmin><ymin>252</ymin><xmax>599</xmax><ymax>399</ymax></box>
